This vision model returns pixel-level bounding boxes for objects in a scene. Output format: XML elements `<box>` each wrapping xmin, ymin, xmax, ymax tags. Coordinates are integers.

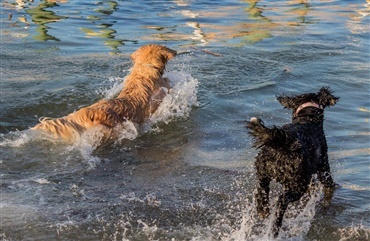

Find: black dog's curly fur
<box><xmin>246</xmin><ymin>86</ymin><xmax>339</xmax><ymax>238</ymax></box>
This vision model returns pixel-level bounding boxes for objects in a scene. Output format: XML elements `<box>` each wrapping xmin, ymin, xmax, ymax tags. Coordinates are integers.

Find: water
<box><xmin>0</xmin><ymin>0</ymin><xmax>369</xmax><ymax>240</ymax></box>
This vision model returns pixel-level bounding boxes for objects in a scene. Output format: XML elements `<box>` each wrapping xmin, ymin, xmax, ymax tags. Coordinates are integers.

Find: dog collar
<box><xmin>296</xmin><ymin>102</ymin><xmax>323</xmax><ymax>114</ymax></box>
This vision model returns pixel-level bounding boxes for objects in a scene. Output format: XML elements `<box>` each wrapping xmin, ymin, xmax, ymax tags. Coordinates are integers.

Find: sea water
<box><xmin>1</xmin><ymin>0</ymin><xmax>369</xmax><ymax>240</ymax></box>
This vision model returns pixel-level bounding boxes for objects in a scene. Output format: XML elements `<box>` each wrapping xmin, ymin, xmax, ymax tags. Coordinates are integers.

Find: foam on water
<box><xmin>339</xmin><ymin>222</ymin><xmax>370</xmax><ymax>241</ymax></box>
<box><xmin>0</xmin><ymin>130</ymin><xmax>38</xmax><ymax>148</ymax></box>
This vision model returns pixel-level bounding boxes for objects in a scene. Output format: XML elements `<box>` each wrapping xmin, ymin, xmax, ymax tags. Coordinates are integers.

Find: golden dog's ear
<box><xmin>130</xmin><ymin>45</ymin><xmax>177</xmax><ymax>66</ymax></box>
<box><xmin>161</xmin><ymin>46</ymin><xmax>177</xmax><ymax>61</ymax></box>
<box><xmin>130</xmin><ymin>45</ymin><xmax>148</xmax><ymax>62</ymax></box>
<box><xmin>130</xmin><ymin>49</ymin><xmax>140</xmax><ymax>62</ymax></box>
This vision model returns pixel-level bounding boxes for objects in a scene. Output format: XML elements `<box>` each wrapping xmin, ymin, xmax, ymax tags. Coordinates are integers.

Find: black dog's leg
<box><xmin>317</xmin><ymin>149</ymin><xmax>335</xmax><ymax>187</ymax></box>
<box><xmin>317</xmin><ymin>167</ymin><xmax>335</xmax><ymax>189</ymax></box>
<box><xmin>272</xmin><ymin>190</ymin><xmax>303</xmax><ymax>238</ymax></box>
<box><xmin>256</xmin><ymin>177</ymin><xmax>270</xmax><ymax>218</ymax></box>
<box><xmin>318</xmin><ymin>151</ymin><xmax>336</xmax><ymax>201</ymax></box>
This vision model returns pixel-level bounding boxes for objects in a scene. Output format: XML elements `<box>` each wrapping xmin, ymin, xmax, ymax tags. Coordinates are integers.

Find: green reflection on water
<box><xmin>80</xmin><ymin>1</ymin><xmax>125</xmax><ymax>53</ymax></box>
<box><xmin>2</xmin><ymin>0</ymin><xmax>367</xmax><ymax>50</ymax></box>
<box><xmin>26</xmin><ymin>2</ymin><xmax>67</xmax><ymax>41</ymax></box>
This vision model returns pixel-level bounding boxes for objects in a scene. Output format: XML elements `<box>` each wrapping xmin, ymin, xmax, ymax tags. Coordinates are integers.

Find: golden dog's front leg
<box><xmin>149</xmin><ymin>77</ymin><xmax>171</xmax><ymax>114</ymax></box>
<box><xmin>161</xmin><ymin>77</ymin><xmax>171</xmax><ymax>89</ymax></box>
<box><xmin>150</xmin><ymin>87</ymin><xmax>168</xmax><ymax>114</ymax></box>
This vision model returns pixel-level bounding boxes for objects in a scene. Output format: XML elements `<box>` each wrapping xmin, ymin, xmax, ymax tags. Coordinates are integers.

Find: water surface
<box><xmin>1</xmin><ymin>0</ymin><xmax>369</xmax><ymax>240</ymax></box>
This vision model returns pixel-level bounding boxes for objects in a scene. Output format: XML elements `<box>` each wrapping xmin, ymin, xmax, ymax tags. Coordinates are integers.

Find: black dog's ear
<box><xmin>277</xmin><ymin>95</ymin><xmax>296</xmax><ymax>109</ymax></box>
<box><xmin>318</xmin><ymin>86</ymin><xmax>339</xmax><ymax>107</ymax></box>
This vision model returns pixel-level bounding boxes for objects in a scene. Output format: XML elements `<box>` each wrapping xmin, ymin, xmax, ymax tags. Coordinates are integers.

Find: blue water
<box><xmin>1</xmin><ymin>0</ymin><xmax>369</xmax><ymax>240</ymax></box>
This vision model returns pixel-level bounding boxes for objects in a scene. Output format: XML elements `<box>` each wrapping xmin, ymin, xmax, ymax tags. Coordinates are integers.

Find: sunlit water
<box><xmin>1</xmin><ymin>0</ymin><xmax>369</xmax><ymax>240</ymax></box>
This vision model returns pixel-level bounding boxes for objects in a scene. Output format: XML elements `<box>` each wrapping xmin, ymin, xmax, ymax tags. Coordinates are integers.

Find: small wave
<box><xmin>32</xmin><ymin>178</ymin><xmax>51</xmax><ymax>184</ymax></box>
<box><xmin>0</xmin><ymin>130</ymin><xmax>36</xmax><ymax>148</ymax></box>
<box><xmin>341</xmin><ymin>183</ymin><xmax>370</xmax><ymax>191</ymax></box>
<box><xmin>0</xmin><ymin>126</ymin><xmax>75</xmax><ymax>151</ymax></box>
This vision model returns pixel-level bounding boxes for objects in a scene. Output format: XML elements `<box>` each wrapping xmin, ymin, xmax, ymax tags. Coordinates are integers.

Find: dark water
<box><xmin>1</xmin><ymin>0</ymin><xmax>369</xmax><ymax>240</ymax></box>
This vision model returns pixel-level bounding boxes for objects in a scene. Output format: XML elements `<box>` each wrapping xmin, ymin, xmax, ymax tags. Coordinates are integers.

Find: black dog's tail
<box><xmin>246</xmin><ymin>117</ymin><xmax>300</xmax><ymax>150</ymax></box>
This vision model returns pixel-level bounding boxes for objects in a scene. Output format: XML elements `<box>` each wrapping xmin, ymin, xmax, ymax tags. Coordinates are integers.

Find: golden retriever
<box><xmin>32</xmin><ymin>44</ymin><xmax>177</xmax><ymax>141</ymax></box>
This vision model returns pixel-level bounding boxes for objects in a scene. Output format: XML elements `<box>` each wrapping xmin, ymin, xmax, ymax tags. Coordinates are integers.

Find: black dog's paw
<box><xmin>257</xmin><ymin>205</ymin><xmax>270</xmax><ymax>219</ymax></box>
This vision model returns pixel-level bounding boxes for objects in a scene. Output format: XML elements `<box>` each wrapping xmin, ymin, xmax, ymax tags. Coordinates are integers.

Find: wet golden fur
<box><xmin>32</xmin><ymin>45</ymin><xmax>177</xmax><ymax>141</ymax></box>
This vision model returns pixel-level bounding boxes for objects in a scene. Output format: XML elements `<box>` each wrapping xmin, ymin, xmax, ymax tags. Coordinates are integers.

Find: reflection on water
<box><xmin>346</xmin><ymin>1</ymin><xmax>370</xmax><ymax>34</ymax></box>
<box><xmin>80</xmin><ymin>1</ymin><xmax>129</xmax><ymax>51</ymax></box>
<box><xmin>25</xmin><ymin>1</ymin><xmax>67</xmax><ymax>41</ymax></box>
<box><xmin>3</xmin><ymin>0</ymin><xmax>68</xmax><ymax>41</ymax></box>
<box><xmin>2</xmin><ymin>0</ymin><xmax>368</xmax><ymax>51</ymax></box>
<box><xmin>143</xmin><ymin>0</ymin><xmax>314</xmax><ymax>46</ymax></box>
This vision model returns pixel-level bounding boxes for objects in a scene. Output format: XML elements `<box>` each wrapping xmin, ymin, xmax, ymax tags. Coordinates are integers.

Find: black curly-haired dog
<box><xmin>246</xmin><ymin>87</ymin><xmax>339</xmax><ymax>238</ymax></box>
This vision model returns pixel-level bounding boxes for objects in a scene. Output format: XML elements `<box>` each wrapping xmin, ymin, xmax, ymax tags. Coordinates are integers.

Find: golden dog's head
<box><xmin>131</xmin><ymin>44</ymin><xmax>177</xmax><ymax>73</ymax></box>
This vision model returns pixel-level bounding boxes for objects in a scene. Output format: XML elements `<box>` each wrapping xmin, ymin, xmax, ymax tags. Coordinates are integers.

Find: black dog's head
<box><xmin>276</xmin><ymin>86</ymin><xmax>339</xmax><ymax>121</ymax></box>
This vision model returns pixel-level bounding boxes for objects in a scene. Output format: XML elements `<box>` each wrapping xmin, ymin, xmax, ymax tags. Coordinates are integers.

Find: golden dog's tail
<box><xmin>32</xmin><ymin>116</ymin><xmax>85</xmax><ymax>140</ymax></box>
<box><xmin>32</xmin><ymin>101</ymin><xmax>122</xmax><ymax>141</ymax></box>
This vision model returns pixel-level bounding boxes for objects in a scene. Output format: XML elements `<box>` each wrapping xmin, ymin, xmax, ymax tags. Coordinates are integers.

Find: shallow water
<box><xmin>1</xmin><ymin>0</ymin><xmax>369</xmax><ymax>240</ymax></box>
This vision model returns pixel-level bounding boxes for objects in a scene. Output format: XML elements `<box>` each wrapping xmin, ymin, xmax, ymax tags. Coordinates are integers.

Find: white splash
<box><xmin>150</xmin><ymin>71</ymin><xmax>199</xmax><ymax>125</ymax></box>
<box><xmin>0</xmin><ymin>131</ymin><xmax>35</xmax><ymax>148</ymax></box>
<box><xmin>98</xmin><ymin>76</ymin><xmax>125</xmax><ymax>100</ymax></box>
<box><xmin>226</xmin><ymin>184</ymin><xmax>324</xmax><ymax>241</ymax></box>
<box><xmin>137</xmin><ymin>219</ymin><xmax>158</xmax><ymax>240</ymax></box>
<box><xmin>120</xmin><ymin>192</ymin><xmax>161</xmax><ymax>207</ymax></box>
